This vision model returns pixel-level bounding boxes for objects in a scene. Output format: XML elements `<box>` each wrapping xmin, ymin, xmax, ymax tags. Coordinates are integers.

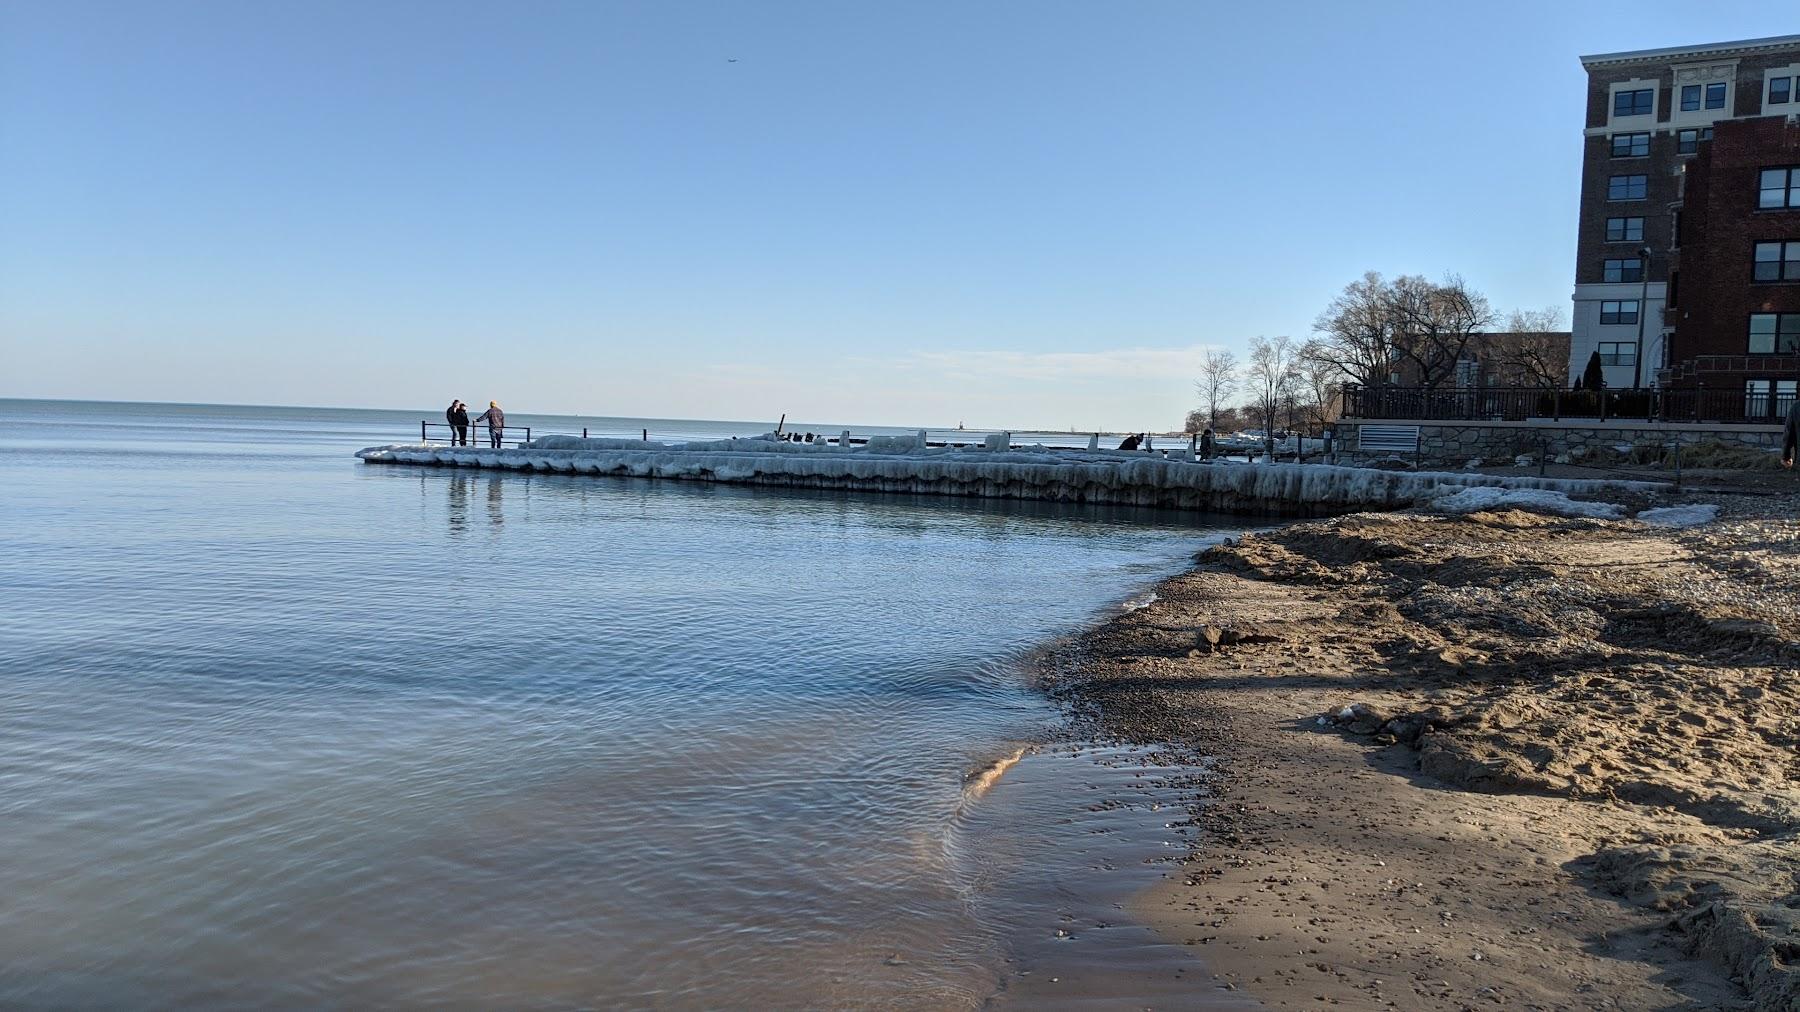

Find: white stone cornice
<box><xmin>1582</xmin><ymin>35</ymin><xmax>1800</xmax><ymax>68</ymax></box>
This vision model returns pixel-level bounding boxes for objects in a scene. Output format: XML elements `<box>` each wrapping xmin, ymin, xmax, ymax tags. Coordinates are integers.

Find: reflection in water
<box><xmin>447</xmin><ymin>471</ymin><xmax>470</xmax><ymax>533</ymax></box>
<box><xmin>485</xmin><ymin>473</ymin><xmax>504</xmax><ymax>527</ymax></box>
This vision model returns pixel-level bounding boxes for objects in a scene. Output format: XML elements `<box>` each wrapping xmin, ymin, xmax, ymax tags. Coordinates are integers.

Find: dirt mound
<box><xmin>1059</xmin><ymin>489</ymin><xmax>1800</xmax><ymax>1009</ymax></box>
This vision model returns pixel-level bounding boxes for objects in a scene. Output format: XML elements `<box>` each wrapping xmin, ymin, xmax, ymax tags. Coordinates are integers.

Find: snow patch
<box><xmin>1634</xmin><ymin>504</ymin><xmax>1721</xmax><ymax>528</ymax></box>
<box><xmin>1429</xmin><ymin>486</ymin><xmax>1625</xmax><ymax>520</ymax></box>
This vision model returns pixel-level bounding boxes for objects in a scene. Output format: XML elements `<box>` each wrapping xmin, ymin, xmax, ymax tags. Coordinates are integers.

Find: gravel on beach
<box><xmin>1046</xmin><ymin>469</ymin><xmax>1800</xmax><ymax>1011</ymax></box>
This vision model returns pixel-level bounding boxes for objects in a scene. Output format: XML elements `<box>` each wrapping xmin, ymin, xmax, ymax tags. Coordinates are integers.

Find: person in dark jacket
<box><xmin>451</xmin><ymin>401</ymin><xmax>471</xmax><ymax>446</ymax></box>
<box><xmin>1783</xmin><ymin>399</ymin><xmax>1799</xmax><ymax>468</ymax></box>
<box><xmin>1199</xmin><ymin>427</ymin><xmax>1215</xmax><ymax>460</ymax></box>
<box><xmin>445</xmin><ymin>400</ymin><xmax>457</xmax><ymax>442</ymax></box>
<box><xmin>475</xmin><ymin>401</ymin><xmax>505</xmax><ymax>448</ymax></box>
<box><xmin>1117</xmin><ymin>433</ymin><xmax>1142</xmax><ymax>451</ymax></box>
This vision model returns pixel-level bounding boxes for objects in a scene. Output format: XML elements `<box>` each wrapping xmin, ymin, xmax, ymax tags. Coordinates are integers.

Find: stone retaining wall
<box><xmin>1336</xmin><ymin>419</ymin><xmax>1783</xmax><ymax>465</ymax></box>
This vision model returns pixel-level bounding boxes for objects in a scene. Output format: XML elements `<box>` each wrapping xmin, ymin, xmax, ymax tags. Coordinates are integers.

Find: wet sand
<box><xmin>1046</xmin><ymin>470</ymin><xmax>1800</xmax><ymax>1010</ymax></box>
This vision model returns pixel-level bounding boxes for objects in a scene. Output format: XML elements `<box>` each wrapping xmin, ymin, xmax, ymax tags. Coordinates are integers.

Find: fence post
<box><xmin>421</xmin><ymin>420</ymin><xmax>427</xmax><ymax>442</ymax></box>
<box><xmin>643</xmin><ymin>428</ymin><xmax>648</xmax><ymax>442</ymax></box>
<box><xmin>583</xmin><ymin>427</ymin><xmax>588</xmax><ymax>439</ymax></box>
<box><xmin>1553</xmin><ymin>388</ymin><xmax>1560</xmax><ymax>421</ymax></box>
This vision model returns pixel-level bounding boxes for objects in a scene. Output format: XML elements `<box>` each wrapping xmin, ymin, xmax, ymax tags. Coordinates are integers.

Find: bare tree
<box><xmin>1312</xmin><ymin>271</ymin><xmax>1497</xmax><ymax>390</ymax></box>
<box><xmin>1193</xmin><ymin>348</ymin><xmax>1238</xmax><ymax>430</ymax></box>
<box><xmin>1311</xmin><ymin>271</ymin><xmax>1397</xmax><ymax>387</ymax></box>
<box><xmin>1385</xmin><ymin>273</ymin><xmax>1495</xmax><ymax>388</ymax></box>
<box><xmin>1244</xmin><ymin>335</ymin><xmax>1298</xmax><ymax>456</ymax></box>
<box><xmin>1490</xmin><ymin>307</ymin><xmax>1569</xmax><ymax>389</ymax></box>
<box><xmin>1296</xmin><ymin>339</ymin><xmax>1345</xmax><ymax>434</ymax></box>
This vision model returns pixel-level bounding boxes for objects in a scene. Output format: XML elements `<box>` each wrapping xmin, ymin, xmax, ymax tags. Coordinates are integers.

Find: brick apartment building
<box><xmin>1571</xmin><ymin>34</ymin><xmax>1800</xmax><ymax>395</ymax></box>
<box><xmin>1664</xmin><ymin>113</ymin><xmax>1800</xmax><ymax>417</ymax></box>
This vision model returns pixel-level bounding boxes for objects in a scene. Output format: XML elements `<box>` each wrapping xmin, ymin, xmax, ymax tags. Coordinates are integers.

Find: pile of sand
<box><xmin>1053</xmin><ymin>485</ymin><xmax>1800</xmax><ymax>1009</ymax></box>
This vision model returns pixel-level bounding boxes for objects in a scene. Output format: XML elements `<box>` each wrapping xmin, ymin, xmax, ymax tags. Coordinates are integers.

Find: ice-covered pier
<box><xmin>354</xmin><ymin>432</ymin><xmax>1666</xmax><ymax>517</ymax></box>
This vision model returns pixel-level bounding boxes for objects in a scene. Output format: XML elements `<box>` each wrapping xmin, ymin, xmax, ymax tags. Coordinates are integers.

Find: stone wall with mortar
<box><xmin>1336</xmin><ymin>419</ymin><xmax>1783</xmax><ymax>465</ymax></box>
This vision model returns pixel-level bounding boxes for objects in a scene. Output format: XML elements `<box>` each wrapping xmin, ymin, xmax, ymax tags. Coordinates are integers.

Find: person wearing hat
<box><xmin>474</xmin><ymin>401</ymin><xmax>505</xmax><ymax>449</ymax></box>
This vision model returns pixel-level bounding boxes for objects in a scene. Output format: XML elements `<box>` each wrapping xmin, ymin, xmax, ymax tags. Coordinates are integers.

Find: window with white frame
<box><xmin>1608</xmin><ymin>174</ymin><xmax>1648</xmax><ymax>201</ymax></box>
<box><xmin>1770</xmin><ymin>76</ymin><xmax>1794</xmax><ymax>106</ymax></box>
<box><xmin>1609</xmin><ymin>132</ymin><xmax>1649</xmax><ymax>157</ymax></box>
<box><xmin>1600</xmin><ymin>300</ymin><xmax>1639</xmax><ymax>325</ymax></box>
<box><xmin>1748</xmin><ymin>313</ymin><xmax>1800</xmax><ymax>353</ymax></box>
<box><xmin>1753</xmin><ymin>241</ymin><xmax>1800</xmax><ymax>282</ymax></box>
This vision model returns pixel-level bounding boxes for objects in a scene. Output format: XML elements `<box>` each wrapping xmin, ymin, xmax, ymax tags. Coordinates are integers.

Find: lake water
<box><xmin>0</xmin><ymin>399</ymin><xmax>1241</xmax><ymax>1008</ymax></box>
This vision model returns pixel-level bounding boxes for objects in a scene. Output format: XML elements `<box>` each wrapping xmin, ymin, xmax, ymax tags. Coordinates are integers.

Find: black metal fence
<box><xmin>1342</xmin><ymin>385</ymin><xmax>1795</xmax><ymax>424</ymax></box>
<box><xmin>420</xmin><ymin>421</ymin><xmax>534</xmax><ymax>447</ymax></box>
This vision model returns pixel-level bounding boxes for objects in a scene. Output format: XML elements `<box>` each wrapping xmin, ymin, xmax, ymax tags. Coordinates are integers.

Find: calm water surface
<box><xmin>0</xmin><ymin>400</ymin><xmax>1238</xmax><ymax>1008</ymax></box>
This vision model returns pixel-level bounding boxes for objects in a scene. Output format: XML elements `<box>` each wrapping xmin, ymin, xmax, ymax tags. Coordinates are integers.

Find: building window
<box><xmin>1613</xmin><ymin>88</ymin><xmax>1654</xmax><ymax>117</ymax></box>
<box><xmin>1603</xmin><ymin>257</ymin><xmax>1644</xmax><ymax>283</ymax></box>
<box><xmin>1748</xmin><ymin>313</ymin><xmax>1800</xmax><ymax>353</ymax></box>
<box><xmin>1681</xmin><ymin>84</ymin><xmax>1701</xmax><ymax>111</ymax></box>
<box><xmin>1753</xmin><ymin>241</ymin><xmax>1800</xmax><ymax>282</ymax></box>
<box><xmin>1676</xmin><ymin>127</ymin><xmax>1713</xmax><ymax>154</ymax></box>
<box><xmin>1597</xmin><ymin>341</ymin><xmax>1636</xmax><ymax>366</ymax></box>
<box><xmin>1705</xmin><ymin>81</ymin><xmax>1727</xmax><ymax>109</ymax></box>
<box><xmin>1771</xmin><ymin>76</ymin><xmax>1794</xmax><ymax>105</ymax></box>
<box><xmin>1605</xmin><ymin>216</ymin><xmax>1644</xmax><ymax>242</ymax></box>
<box><xmin>1600</xmin><ymin>300</ymin><xmax>1639</xmax><ymax>325</ymax></box>
<box><xmin>1608</xmin><ymin>174</ymin><xmax>1648</xmax><ymax>201</ymax></box>
<box><xmin>1609</xmin><ymin>132</ymin><xmax>1650</xmax><ymax>157</ymax></box>
<box><xmin>1761</xmin><ymin>167</ymin><xmax>1800</xmax><ymax>209</ymax></box>
<box><xmin>1744</xmin><ymin>380</ymin><xmax>1795</xmax><ymax>418</ymax></box>
<box><xmin>1746</xmin><ymin>379</ymin><xmax>1773</xmax><ymax>417</ymax></box>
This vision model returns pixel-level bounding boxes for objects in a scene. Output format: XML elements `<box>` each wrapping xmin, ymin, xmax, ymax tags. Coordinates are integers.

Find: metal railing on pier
<box><xmin>1342</xmin><ymin>384</ymin><xmax>1795</xmax><ymax>424</ymax></box>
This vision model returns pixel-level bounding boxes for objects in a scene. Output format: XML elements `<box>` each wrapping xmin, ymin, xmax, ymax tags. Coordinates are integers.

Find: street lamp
<box><xmin>1632</xmin><ymin>244</ymin><xmax>1652</xmax><ymax>389</ymax></box>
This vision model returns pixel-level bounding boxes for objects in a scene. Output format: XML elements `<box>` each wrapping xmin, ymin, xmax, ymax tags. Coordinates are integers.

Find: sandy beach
<box><xmin>1047</xmin><ymin>470</ymin><xmax>1800</xmax><ymax>1010</ymax></box>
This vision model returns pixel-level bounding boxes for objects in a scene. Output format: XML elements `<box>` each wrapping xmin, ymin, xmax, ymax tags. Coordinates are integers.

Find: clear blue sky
<box><xmin>0</xmin><ymin>1</ymin><xmax>1790</xmax><ymax>429</ymax></box>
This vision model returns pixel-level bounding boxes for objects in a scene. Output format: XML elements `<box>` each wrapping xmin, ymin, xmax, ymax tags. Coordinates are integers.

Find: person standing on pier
<box><xmin>475</xmin><ymin>401</ymin><xmax>505</xmax><ymax>448</ymax></box>
<box><xmin>451</xmin><ymin>401</ymin><xmax>470</xmax><ymax>445</ymax></box>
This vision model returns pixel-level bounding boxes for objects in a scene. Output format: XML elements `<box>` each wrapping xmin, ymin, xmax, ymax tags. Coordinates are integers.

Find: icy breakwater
<box><xmin>355</xmin><ymin>434</ymin><xmax>1665</xmax><ymax>517</ymax></box>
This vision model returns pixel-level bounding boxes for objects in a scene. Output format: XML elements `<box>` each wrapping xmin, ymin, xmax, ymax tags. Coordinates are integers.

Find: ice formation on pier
<box><xmin>355</xmin><ymin>434</ymin><xmax>1666</xmax><ymax>516</ymax></box>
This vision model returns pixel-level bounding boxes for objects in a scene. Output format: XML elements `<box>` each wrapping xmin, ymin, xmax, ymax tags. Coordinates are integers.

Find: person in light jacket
<box><xmin>475</xmin><ymin>401</ymin><xmax>505</xmax><ymax>449</ymax></box>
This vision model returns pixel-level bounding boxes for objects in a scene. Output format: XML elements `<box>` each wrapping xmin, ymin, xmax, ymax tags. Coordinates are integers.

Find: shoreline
<box><xmin>1043</xmin><ymin>471</ymin><xmax>1799</xmax><ymax>1010</ymax></box>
